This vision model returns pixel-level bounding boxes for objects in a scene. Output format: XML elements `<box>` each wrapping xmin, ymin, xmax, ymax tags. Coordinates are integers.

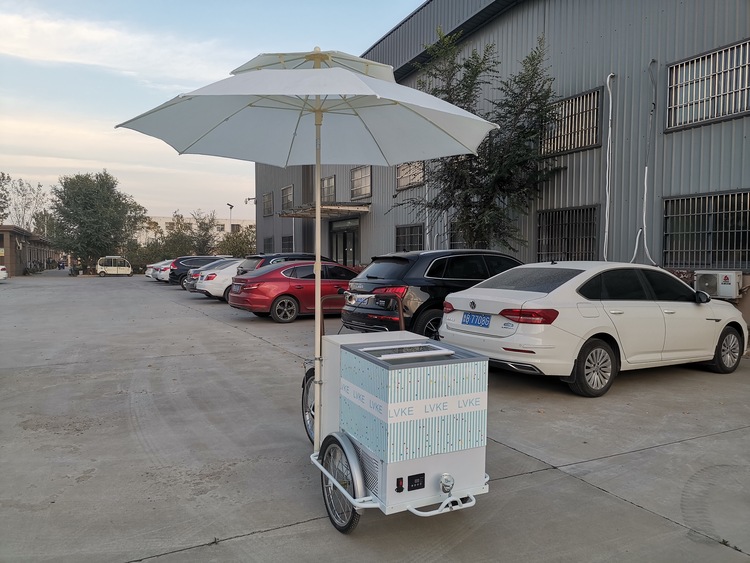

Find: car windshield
<box><xmin>476</xmin><ymin>267</ymin><xmax>582</xmax><ymax>293</ymax></box>
<box><xmin>239</xmin><ymin>258</ymin><xmax>263</xmax><ymax>270</ymax></box>
<box><xmin>356</xmin><ymin>258</ymin><xmax>412</xmax><ymax>280</ymax></box>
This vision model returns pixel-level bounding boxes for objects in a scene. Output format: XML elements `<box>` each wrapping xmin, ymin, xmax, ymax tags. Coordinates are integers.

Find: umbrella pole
<box><xmin>313</xmin><ymin>106</ymin><xmax>323</xmax><ymax>453</ymax></box>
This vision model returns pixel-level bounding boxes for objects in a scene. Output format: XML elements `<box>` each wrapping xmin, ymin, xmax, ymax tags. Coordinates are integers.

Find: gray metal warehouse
<box><xmin>254</xmin><ymin>0</ymin><xmax>749</xmax><ymax>285</ymax></box>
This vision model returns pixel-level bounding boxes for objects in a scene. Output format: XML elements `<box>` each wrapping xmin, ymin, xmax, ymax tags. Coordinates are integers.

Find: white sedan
<box><xmin>195</xmin><ymin>258</ymin><xmax>242</xmax><ymax>301</ymax></box>
<box><xmin>439</xmin><ymin>261</ymin><xmax>747</xmax><ymax>397</ymax></box>
<box><xmin>0</xmin><ymin>265</ymin><xmax>7</xmax><ymax>280</ymax></box>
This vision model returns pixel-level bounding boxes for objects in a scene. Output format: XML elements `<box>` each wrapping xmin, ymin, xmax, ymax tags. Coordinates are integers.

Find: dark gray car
<box><xmin>341</xmin><ymin>249</ymin><xmax>522</xmax><ymax>339</ymax></box>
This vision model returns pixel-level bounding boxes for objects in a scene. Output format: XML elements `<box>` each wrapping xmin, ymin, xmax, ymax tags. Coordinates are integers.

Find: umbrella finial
<box><xmin>305</xmin><ymin>46</ymin><xmax>329</xmax><ymax>68</ymax></box>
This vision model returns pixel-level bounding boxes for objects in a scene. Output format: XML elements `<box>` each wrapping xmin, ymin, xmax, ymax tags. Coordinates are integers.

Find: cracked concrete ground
<box><xmin>1</xmin><ymin>271</ymin><xmax>748</xmax><ymax>562</ymax></box>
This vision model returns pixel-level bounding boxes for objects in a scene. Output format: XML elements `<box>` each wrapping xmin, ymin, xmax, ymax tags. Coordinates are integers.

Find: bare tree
<box><xmin>0</xmin><ymin>172</ymin><xmax>47</xmax><ymax>231</ymax></box>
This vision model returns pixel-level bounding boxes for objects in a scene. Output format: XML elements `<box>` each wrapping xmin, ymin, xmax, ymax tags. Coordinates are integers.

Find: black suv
<box><xmin>341</xmin><ymin>249</ymin><xmax>522</xmax><ymax>339</ymax></box>
<box><xmin>168</xmin><ymin>256</ymin><xmax>230</xmax><ymax>289</ymax></box>
<box><xmin>236</xmin><ymin>253</ymin><xmax>335</xmax><ymax>275</ymax></box>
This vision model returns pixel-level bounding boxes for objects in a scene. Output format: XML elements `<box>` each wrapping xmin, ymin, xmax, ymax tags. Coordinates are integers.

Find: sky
<box><xmin>0</xmin><ymin>0</ymin><xmax>424</xmax><ymax>222</ymax></box>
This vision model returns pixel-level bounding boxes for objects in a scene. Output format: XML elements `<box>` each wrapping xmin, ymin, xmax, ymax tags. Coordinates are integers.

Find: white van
<box><xmin>96</xmin><ymin>256</ymin><xmax>133</xmax><ymax>277</ymax></box>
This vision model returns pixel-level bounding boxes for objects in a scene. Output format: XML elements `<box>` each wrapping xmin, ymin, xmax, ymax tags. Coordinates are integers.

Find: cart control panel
<box><xmin>408</xmin><ymin>473</ymin><xmax>425</xmax><ymax>491</ymax></box>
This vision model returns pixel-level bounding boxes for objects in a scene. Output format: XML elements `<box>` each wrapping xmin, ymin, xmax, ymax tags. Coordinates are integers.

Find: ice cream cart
<box><xmin>309</xmin><ymin>331</ymin><xmax>489</xmax><ymax>533</ymax></box>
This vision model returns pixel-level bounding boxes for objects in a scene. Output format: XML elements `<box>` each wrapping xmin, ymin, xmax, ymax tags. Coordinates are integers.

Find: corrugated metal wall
<box><xmin>257</xmin><ymin>0</ymin><xmax>749</xmax><ymax>267</ymax></box>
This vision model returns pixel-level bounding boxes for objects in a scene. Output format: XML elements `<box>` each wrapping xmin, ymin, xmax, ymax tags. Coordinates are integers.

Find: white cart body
<box><xmin>319</xmin><ymin>332</ymin><xmax>489</xmax><ymax>515</ymax></box>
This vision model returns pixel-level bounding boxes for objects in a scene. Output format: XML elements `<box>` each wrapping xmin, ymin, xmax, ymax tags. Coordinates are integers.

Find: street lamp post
<box><xmin>226</xmin><ymin>203</ymin><xmax>234</xmax><ymax>232</ymax></box>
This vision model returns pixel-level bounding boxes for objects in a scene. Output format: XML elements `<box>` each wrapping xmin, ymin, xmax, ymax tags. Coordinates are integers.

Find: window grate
<box><xmin>281</xmin><ymin>236</ymin><xmax>293</xmax><ymax>253</ymax></box>
<box><xmin>541</xmin><ymin>89</ymin><xmax>600</xmax><ymax>156</ymax></box>
<box><xmin>396</xmin><ymin>224</ymin><xmax>424</xmax><ymax>252</ymax></box>
<box><xmin>537</xmin><ymin>206</ymin><xmax>598</xmax><ymax>261</ymax></box>
<box><xmin>663</xmin><ymin>191</ymin><xmax>750</xmax><ymax>270</ymax></box>
<box><xmin>263</xmin><ymin>237</ymin><xmax>274</xmax><ymax>254</ymax></box>
<box><xmin>321</xmin><ymin>175</ymin><xmax>335</xmax><ymax>203</ymax></box>
<box><xmin>396</xmin><ymin>161</ymin><xmax>425</xmax><ymax>190</ymax></box>
<box><xmin>667</xmin><ymin>39</ymin><xmax>750</xmax><ymax>129</ymax></box>
<box><xmin>351</xmin><ymin>166</ymin><xmax>372</xmax><ymax>200</ymax></box>
<box><xmin>262</xmin><ymin>192</ymin><xmax>274</xmax><ymax>217</ymax></box>
<box><xmin>281</xmin><ymin>185</ymin><xmax>293</xmax><ymax>211</ymax></box>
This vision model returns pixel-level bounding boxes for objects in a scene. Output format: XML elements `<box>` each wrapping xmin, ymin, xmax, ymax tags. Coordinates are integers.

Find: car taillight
<box><xmin>242</xmin><ymin>281</ymin><xmax>262</xmax><ymax>291</ymax></box>
<box><xmin>372</xmin><ymin>286</ymin><xmax>408</xmax><ymax>299</ymax></box>
<box><xmin>170</xmin><ymin>261</ymin><xmax>177</xmax><ymax>270</ymax></box>
<box><xmin>443</xmin><ymin>302</ymin><xmax>455</xmax><ymax>314</ymax></box>
<box><xmin>500</xmin><ymin>308</ymin><xmax>559</xmax><ymax>324</ymax></box>
<box><xmin>205</xmin><ymin>273</ymin><xmax>217</xmax><ymax>281</ymax></box>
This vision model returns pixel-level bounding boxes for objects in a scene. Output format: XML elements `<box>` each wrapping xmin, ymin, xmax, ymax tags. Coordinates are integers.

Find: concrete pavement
<box><xmin>1</xmin><ymin>271</ymin><xmax>748</xmax><ymax>562</ymax></box>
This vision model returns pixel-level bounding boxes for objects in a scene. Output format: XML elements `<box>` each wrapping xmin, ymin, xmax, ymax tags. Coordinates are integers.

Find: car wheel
<box><xmin>222</xmin><ymin>286</ymin><xmax>231</xmax><ymax>302</ymax></box>
<box><xmin>412</xmin><ymin>309</ymin><xmax>443</xmax><ymax>340</ymax></box>
<box><xmin>709</xmin><ymin>326</ymin><xmax>742</xmax><ymax>373</ymax></box>
<box><xmin>270</xmin><ymin>295</ymin><xmax>299</xmax><ymax>323</ymax></box>
<box><xmin>568</xmin><ymin>338</ymin><xmax>618</xmax><ymax>397</ymax></box>
<box><xmin>179</xmin><ymin>275</ymin><xmax>188</xmax><ymax>290</ymax></box>
<box><xmin>98</xmin><ymin>271</ymin><xmax>106</xmax><ymax>277</ymax></box>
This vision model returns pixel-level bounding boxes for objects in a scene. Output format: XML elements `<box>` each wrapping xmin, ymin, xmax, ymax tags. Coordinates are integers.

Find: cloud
<box><xmin>0</xmin><ymin>112</ymin><xmax>256</xmax><ymax>219</ymax></box>
<box><xmin>0</xmin><ymin>9</ymin><xmax>251</xmax><ymax>89</ymax></box>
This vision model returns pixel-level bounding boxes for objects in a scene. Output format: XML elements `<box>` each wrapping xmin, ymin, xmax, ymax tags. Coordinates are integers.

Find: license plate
<box><xmin>461</xmin><ymin>312</ymin><xmax>491</xmax><ymax>328</ymax></box>
<box><xmin>232</xmin><ymin>283</ymin><xmax>242</xmax><ymax>293</ymax></box>
<box><xmin>354</xmin><ymin>296</ymin><xmax>368</xmax><ymax>305</ymax></box>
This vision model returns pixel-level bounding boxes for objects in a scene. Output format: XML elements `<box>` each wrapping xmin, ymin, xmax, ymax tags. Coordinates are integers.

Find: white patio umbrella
<box><xmin>231</xmin><ymin>46</ymin><xmax>396</xmax><ymax>82</ymax></box>
<box><xmin>116</xmin><ymin>51</ymin><xmax>497</xmax><ymax>451</ymax></box>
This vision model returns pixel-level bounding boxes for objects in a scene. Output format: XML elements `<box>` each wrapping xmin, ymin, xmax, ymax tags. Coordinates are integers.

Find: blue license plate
<box><xmin>461</xmin><ymin>312</ymin><xmax>491</xmax><ymax>328</ymax></box>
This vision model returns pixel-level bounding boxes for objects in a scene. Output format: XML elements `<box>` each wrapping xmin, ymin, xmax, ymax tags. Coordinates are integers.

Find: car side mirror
<box><xmin>695</xmin><ymin>290</ymin><xmax>711</xmax><ymax>304</ymax></box>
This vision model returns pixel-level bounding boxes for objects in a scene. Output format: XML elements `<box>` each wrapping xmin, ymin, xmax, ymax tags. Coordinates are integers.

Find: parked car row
<box><xmin>145</xmin><ymin>252</ymin><xmax>747</xmax><ymax>397</ymax></box>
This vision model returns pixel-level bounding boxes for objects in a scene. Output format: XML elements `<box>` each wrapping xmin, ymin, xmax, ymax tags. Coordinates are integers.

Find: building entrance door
<box><xmin>330</xmin><ymin>218</ymin><xmax>360</xmax><ymax>267</ymax></box>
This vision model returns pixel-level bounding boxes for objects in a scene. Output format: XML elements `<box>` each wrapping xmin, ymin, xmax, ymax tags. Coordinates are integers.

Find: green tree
<box><xmin>191</xmin><ymin>210</ymin><xmax>219</xmax><ymax>255</ymax></box>
<box><xmin>216</xmin><ymin>224</ymin><xmax>256</xmax><ymax>257</ymax></box>
<box><xmin>49</xmin><ymin>170</ymin><xmax>147</xmax><ymax>266</ymax></box>
<box><xmin>398</xmin><ymin>33</ymin><xmax>560</xmax><ymax>250</ymax></box>
<box><xmin>161</xmin><ymin>211</ymin><xmax>195</xmax><ymax>258</ymax></box>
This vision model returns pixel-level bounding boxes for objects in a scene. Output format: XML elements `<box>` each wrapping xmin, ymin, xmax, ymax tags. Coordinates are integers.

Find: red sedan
<box><xmin>228</xmin><ymin>261</ymin><xmax>359</xmax><ymax>322</ymax></box>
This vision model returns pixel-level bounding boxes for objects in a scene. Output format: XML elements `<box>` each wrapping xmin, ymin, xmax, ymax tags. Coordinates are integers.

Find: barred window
<box><xmin>396</xmin><ymin>224</ymin><xmax>424</xmax><ymax>252</ymax></box>
<box><xmin>537</xmin><ymin>206</ymin><xmax>598</xmax><ymax>261</ymax></box>
<box><xmin>351</xmin><ymin>166</ymin><xmax>371</xmax><ymax>199</ymax></box>
<box><xmin>263</xmin><ymin>237</ymin><xmax>274</xmax><ymax>253</ymax></box>
<box><xmin>231</xmin><ymin>224</ymin><xmax>240</xmax><ymax>233</ymax></box>
<box><xmin>321</xmin><ymin>175</ymin><xmax>335</xmax><ymax>203</ymax></box>
<box><xmin>396</xmin><ymin>161</ymin><xmax>425</xmax><ymax>190</ymax></box>
<box><xmin>262</xmin><ymin>192</ymin><xmax>274</xmax><ymax>217</ymax></box>
<box><xmin>667</xmin><ymin>39</ymin><xmax>750</xmax><ymax>130</ymax></box>
<box><xmin>663</xmin><ymin>191</ymin><xmax>750</xmax><ymax>270</ymax></box>
<box><xmin>541</xmin><ymin>89</ymin><xmax>600</xmax><ymax>155</ymax></box>
<box><xmin>281</xmin><ymin>236</ymin><xmax>293</xmax><ymax>253</ymax></box>
<box><xmin>281</xmin><ymin>185</ymin><xmax>293</xmax><ymax>211</ymax></box>
<box><xmin>216</xmin><ymin>224</ymin><xmax>225</xmax><ymax>232</ymax></box>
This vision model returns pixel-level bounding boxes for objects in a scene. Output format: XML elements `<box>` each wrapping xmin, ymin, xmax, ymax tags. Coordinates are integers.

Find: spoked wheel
<box><xmin>301</xmin><ymin>368</ymin><xmax>315</xmax><ymax>443</ymax></box>
<box><xmin>270</xmin><ymin>295</ymin><xmax>298</xmax><ymax>322</ymax></box>
<box><xmin>709</xmin><ymin>326</ymin><xmax>742</xmax><ymax>373</ymax></box>
<box><xmin>568</xmin><ymin>338</ymin><xmax>618</xmax><ymax>397</ymax></box>
<box><xmin>320</xmin><ymin>434</ymin><xmax>361</xmax><ymax>534</ymax></box>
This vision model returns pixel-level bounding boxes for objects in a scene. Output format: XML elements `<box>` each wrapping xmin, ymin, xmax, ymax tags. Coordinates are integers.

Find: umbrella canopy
<box><xmin>231</xmin><ymin>46</ymin><xmax>396</xmax><ymax>82</ymax></box>
<box><xmin>117</xmin><ymin>67</ymin><xmax>495</xmax><ymax>167</ymax></box>
<box><xmin>116</xmin><ymin>56</ymin><xmax>497</xmax><ymax>452</ymax></box>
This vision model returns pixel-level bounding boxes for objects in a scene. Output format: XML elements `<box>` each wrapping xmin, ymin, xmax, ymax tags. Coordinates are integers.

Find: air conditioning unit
<box><xmin>694</xmin><ymin>270</ymin><xmax>742</xmax><ymax>299</ymax></box>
